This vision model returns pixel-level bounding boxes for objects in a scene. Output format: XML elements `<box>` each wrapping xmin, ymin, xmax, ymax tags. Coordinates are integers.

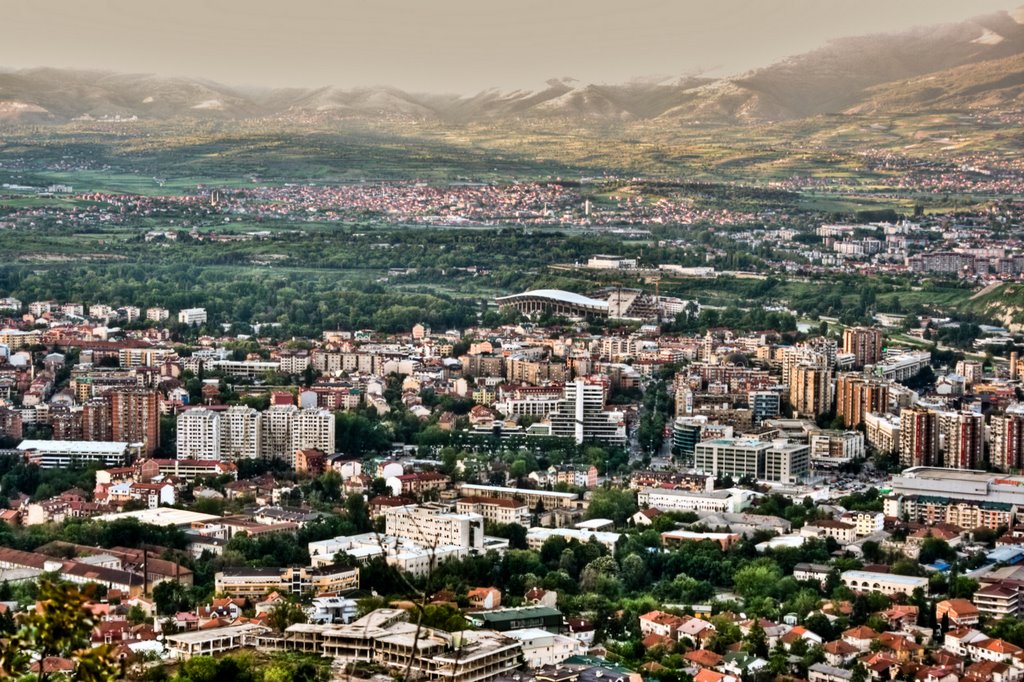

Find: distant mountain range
<box><xmin>2</xmin><ymin>6</ymin><xmax>1024</xmax><ymax>125</ymax></box>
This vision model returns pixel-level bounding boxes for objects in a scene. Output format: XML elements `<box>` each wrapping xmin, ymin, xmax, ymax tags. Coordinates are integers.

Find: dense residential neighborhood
<box><xmin>2</xmin><ymin>285</ymin><xmax>1024</xmax><ymax>682</ymax></box>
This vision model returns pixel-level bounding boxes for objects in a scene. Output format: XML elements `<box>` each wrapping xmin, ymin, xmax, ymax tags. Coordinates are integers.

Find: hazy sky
<box><xmin>3</xmin><ymin>0</ymin><xmax>1018</xmax><ymax>92</ymax></box>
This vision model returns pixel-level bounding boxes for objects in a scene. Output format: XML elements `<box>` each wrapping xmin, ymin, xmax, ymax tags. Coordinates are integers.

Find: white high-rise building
<box><xmin>176</xmin><ymin>408</ymin><xmax>221</xmax><ymax>460</ymax></box>
<box><xmin>260</xmin><ymin>405</ymin><xmax>298</xmax><ymax>461</ymax></box>
<box><xmin>547</xmin><ymin>379</ymin><xmax>625</xmax><ymax>445</ymax></box>
<box><xmin>178</xmin><ymin>404</ymin><xmax>329</xmax><ymax>464</ymax></box>
<box><xmin>220</xmin><ymin>405</ymin><xmax>262</xmax><ymax>460</ymax></box>
<box><xmin>291</xmin><ymin>408</ymin><xmax>336</xmax><ymax>460</ymax></box>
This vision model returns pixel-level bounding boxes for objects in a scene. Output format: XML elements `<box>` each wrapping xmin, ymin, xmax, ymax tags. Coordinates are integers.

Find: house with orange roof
<box><xmin>631</xmin><ymin>508</ymin><xmax>662</xmax><ymax>526</ymax></box>
<box><xmin>877</xmin><ymin>632</ymin><xmax>925</xmax><ymax>662</ymax></box>
<box><xmin>641</xmin><ymin>633</ymin><xmax>673</xmax><ymax>651</ymax></box>
<box><xmin>639</xmin><ymin>610</ymin><xmax>686</xmax><ymax>639</ymax></box>
<box><xmin>943</xmin><ymin>627</ymin><xmax>989</xmax><ymax>656</ymax></box>
<box><xmin>960</xmin><ymin>660</ymin><xmax>1008</xmax><ymax>682</ymax></box>
<box><xmin>467</xmin><ymin>587</ymin><xmax>502</xmax><ymax>610</ymax></box>
<box><xmin>913</xmin><ymin>665</ymin><xmax>958</xmax><ymax>682</ymax></box>
<box><xmin>29</xmin><ymin>658</ymin><xmax>75</xmax><ymax>677</ymax></box>
<box><xmin>781</xmin><ymin>625</ymin><xmax>823</xmax><ymax>650</ymax></box>
<box><xmin>694</xmin><ymin>669</ymin><xmax>734</xmax><ymax>682</ymax></box>
<box><xmin>842</xmin><ymin>625</ymin><xmax>879</xmax><ymax>652</ymax></box>
<box><xmin>880</xmin><ymin>604</ymin><xmax>919</xmax><ymax>630</ymax></box>
<box><xmin>524</xmin><ymin>587</ymin><xmax>557</xmax><ymax>608</ymax></box>
<box><xmin>862</xmin><ymin>652</ymin><xmax>901</xmax><ymax>681</ymax></box>
<box><xmin>823</xmin><ymin>639</ymin><xmax>859</xmax><ymax>666</ymax></box>
<box><xmin>964</xmin><ymin>660</ymin><xmax>1017</xmax><ymax>682</ymax></box>
<box><xmin>970</xmin><ymin>637</ymin><xmax>1023</xmax><ymax>663</ymax></box>
<box><xmin>684</xmin><ymin>649</ymin><xmax>724</xmax><ymax>668</ymax></box>
<box><xmin>930</xmin><ymin>650</ymin><xmax>962</xmax><ymax>670</ymax></box>
<box><xmin>936</xmin><ymin>598</ymin><xmax>980</xmax><ymax>627</ymax></box>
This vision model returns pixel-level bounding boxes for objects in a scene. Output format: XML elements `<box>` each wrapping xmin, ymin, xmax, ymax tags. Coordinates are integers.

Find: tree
<box><xmin>153</xmin><ymin>580</ymin><xmax>193</xmax><ymax>616</ymax></box>
<box><xmin>127</xmin><ymin>604</ymin><xmax>148</xmax><ymax>625</ymax></box>
<box><xmin>861</xmin><ymin>540</ymin><xmax>883</xmax><ymax>564</ymax></box>
<box><xmin>580</xmin><ymin>556</ymin><xmax>621</xmax><ymax>594</ymax></box>
<box><xmin>585</xmin><ymin>488</ymin><xmax>638</xmax><ymax>526</ymax></box>
<box><xmin>0</xmin><ymin>579</ymin><xmax>118</xmax><ymax>681</ymax></box>
<box><xmin>268</xmin><ymin>601</ymin><xmax>308</xmax><ymax>632</ymax></box>
<box><xmin>621</xmin><ymin>554</ymin><xmax>650</xmax><ymax>593</ymax></box>
<box><xmin>417</xmin><ymin>604</ymin><xmax>469</xmax><ymax>632</ymax></box>
<box><xmin>804</xmin><ymin>612</ymin><xmax>836</xmax><ymax>641</ymax></box>
<box><xmin>344</xmin><ymin>493</ymin><xmax>371</xmax><ymax>533</ymax></box>
<box><xmin>851</xmin><ymin>594</ymin><xmax>871</xmax><ymax>626</ymax></box>
<box><xmin>744</xmin><ymin>620</ymin><xmax>769</xmax><ymax>658</ymax></box>
<box><xmin>733</xmin><ymin>559</ymin><xmax>783</xmax><ymax>601</ymax></box>
<box><xmin>918</xmin><ymin>537</ymin><xmax>955</xmax><ymax>565</ymax></box>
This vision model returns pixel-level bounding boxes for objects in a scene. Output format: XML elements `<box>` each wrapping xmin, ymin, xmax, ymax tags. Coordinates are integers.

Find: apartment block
<box><xmin>899</xmin><ymin>406</ymin><xmax>939</xmax><ymax>468</ymax></box>
<box><xmin>547</xmin><ymin>379</ymin><xmax>626</xmax><ymax>445</ymax></box>
<box><xmin>109</xmin><ymin>388</ymin><xmax>161</xmax><ymax>456</ymax></box>
<box><xmin>990</xmin><ymin>411</ymin><xmax>1024</xmax><ymax>472</ymax></box>
<box><xmin>836</xmin><ymin>374</ymin><xmax>889</xmax><ymax>429</ymax></box>
<box><xmin>843</xmin><ymin>327</ymin><xmax>883</xmax><ymax>368</ymax></box>
<box><xmin>384</xmin><ymin>504</ymin><xmax>484</xmax><ymax>552</ymax></box>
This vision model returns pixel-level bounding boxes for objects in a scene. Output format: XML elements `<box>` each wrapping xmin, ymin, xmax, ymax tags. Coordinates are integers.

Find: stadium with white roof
<box><xmin>495</xmin><ymin>288</ymin><xmax>656</xmax><ymax>320</ymax></box>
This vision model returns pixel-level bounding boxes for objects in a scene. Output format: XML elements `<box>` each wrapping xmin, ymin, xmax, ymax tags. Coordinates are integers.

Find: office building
<box><xmin>749</xmin><ymin>390</ymin><xmax>781</xmax><ymax>424</ymax></box>
<box><xmin>16</xmin><ymin>440</ymin><xmax>132</xmax><ymax>469</ymax></box>
<box><xmin>694</xmin><ymin>437</ymin><xmax>809</xmax><ymax>483</ymax></box>
<box><xmin>307</xmin><ymin>533</ymin><xmax>468</xmax><ymax>577</ymax></box>
<box><xmin>871</xmin><ymin>351</ymin><xmax>930</xmax><ymax>382</ymax></box>
<box><xmin>810</xmin><ymin>431</ymin><xmax>865</xmax><ymax>468</ymax></box>
<box><xmin>672</xmin><ymin>417</ymin><xmax>704</xmax><ymax>462</ymax></box>
<box><xmin>764</xmin><ymin>441</ymin><xmax>811</xmax><ymax>484</ymax></box>
<box><xmin>215</xmin><ymin>564</ymin><xmax>359</xmax><ymax>599</ymax></box>
<box><xmin>637</xmin><ymin>487</ymin><xmax>751</xmax><ymax>513</ymax></box>
<box><xmin>885</xmin><ymin>467</ymin><xmax>1024</xmax><ymax>528</ymax></box>
<box><xmin>841</xmin><ymin>570</ymin><xmax>928</xmax><ymax>596</ymax></box>
<box><xmin>177</xmin><ymin>308</ymin><xmax>208</xmax><ymax>326</ymax></box>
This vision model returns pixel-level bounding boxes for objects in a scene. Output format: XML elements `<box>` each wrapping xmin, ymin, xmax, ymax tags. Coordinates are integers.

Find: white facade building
<box><xmin>176</xmin><ymin>408</ymin><xmax>222</xmax><ymax>460</ymax></box>
<box><xmin>177</xmin><ymin>308</ymin><xmax>208</xmax><ymax>326</ymax></box>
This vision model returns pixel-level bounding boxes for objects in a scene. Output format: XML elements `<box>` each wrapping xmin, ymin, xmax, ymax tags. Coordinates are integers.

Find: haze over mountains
<box><xmin>2</xmin><ymin>6</ymin><xmax>1024</xmax><ymax>125</ymax></box>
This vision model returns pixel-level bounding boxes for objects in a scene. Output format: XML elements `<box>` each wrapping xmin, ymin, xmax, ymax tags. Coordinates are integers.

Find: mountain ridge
<box><xmin>2</xmin><ymin>7</ymin><xmax>1024</xmax><ymax>126</ymax></box>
